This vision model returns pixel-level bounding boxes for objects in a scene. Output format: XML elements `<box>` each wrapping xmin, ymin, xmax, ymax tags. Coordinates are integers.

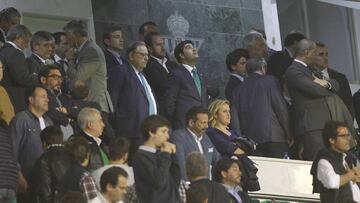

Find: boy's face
<box><xmin>151</xmin><ymin>126</ymin><xmax>170</xmax><ymax>147</ymax></box>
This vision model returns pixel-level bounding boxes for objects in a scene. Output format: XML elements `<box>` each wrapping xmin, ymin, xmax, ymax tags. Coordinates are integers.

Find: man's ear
<box><xmin>40</xmin><ymin>76</ymin><xmax>47</xmax><ymax>85</ymax></box>
<box><xmin>104</xmin><ymin>38</ymin><xmax>111</xmax><ymax>47</ymax></box>
<box><xmin>329</xmin><ymin>138</ymin><xmax>336</xmax><ymax>145</ymax></box>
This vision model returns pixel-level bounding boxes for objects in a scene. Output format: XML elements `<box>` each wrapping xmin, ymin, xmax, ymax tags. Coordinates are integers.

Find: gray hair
<box><xmin>296</xmin><ymin>39</ymin><xmax>316</xmax><ymax>56</ymax></box>
<box><xmin>30</xmin><ymin>30</ymin><xmax>54</xmax><ymax>51</ymax></box>
<box><xmin>246</xmin><ymin>58</ymin><xmax>267</xmax><ymax>74</ymax></box>
<box><xmin>126</xmin><ymin>41</ymin><xmax>146</xmax><ymax>59</ymax></box>
<box><xmin>186</xmin><ymin>152</ymin><xmax>208</xmax><ymax>179</ymax></box>
<box><xmin>77</xmin><ymin>107</ymin><xmax>100</xmax><ymax>130</ymax></box>
<box><xmin>6</xmin><ymin>24</ymin><xmax>31</xmax><ymax>42</ymax></box>
<box><xmin>63</xmin><ymin>19</ymin><xmax>88</xmax><ymax>37</ymax></box>
<box><xmin>242</xmin><ymin>33</ymin><xmax>265</xmax><ymax>49</ymax></box>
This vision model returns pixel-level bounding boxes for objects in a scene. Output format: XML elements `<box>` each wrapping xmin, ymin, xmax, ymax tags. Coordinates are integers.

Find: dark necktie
<box><xmin>192</xmin><ymin>68</ymin><xmax>201</xmax><ymax>96</ymax></box>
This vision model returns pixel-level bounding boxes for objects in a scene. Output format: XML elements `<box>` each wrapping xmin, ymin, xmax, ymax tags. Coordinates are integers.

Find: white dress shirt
<box><xmin>187</xmin><ymin>128</ymin><xmax>204</xmax><ymax>154</ymax></box>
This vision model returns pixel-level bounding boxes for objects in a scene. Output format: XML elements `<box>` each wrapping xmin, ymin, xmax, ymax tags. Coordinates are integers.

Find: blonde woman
<box><xmin>0</xmin><ymin>60</ymin><xmax>15</xmax><ymax>124</ymax></box>
<box><xmin>207</xmin><ymin>99</ymin><xmax>245</xmax><ymax>156</ymax></box>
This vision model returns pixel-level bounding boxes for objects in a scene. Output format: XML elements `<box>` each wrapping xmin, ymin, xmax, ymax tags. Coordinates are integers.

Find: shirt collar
<box><xmin>107</xmin><ymin>48</ymin><xmax>121</xmax><ymax>57</ymax></box>
<box><xmin>7</xmin><ymin>41</ymin><xmax>23</xmax><ymax>52</ymax></box>
<box><xmin>151</xmin><ymin>55</ymin><xmax>167</xmax><ymax>64</ymax></box>
<box><xmin>222</xmin><ymin>183</ymin><xmax>242</xmax><ymax>194</ymax></box>
<box><xmin>187</xmin><ymin>128</ymin><xmax>203</xmax><ymax>142</ymax></box>
<box><xmin>54</xmin><ymin>54</ymin><xmax>67</xmax><ymax>63</ymax></box>
<box><xmin>131</xmin><ymin>64</ymin><xmax>141</xmax><ymax>75</ymax></box>
<box><xmin>78</xmin><ymin>39</ymin><xmax>89</xmax><ymax>53</ymax></box>
<box><xmin>294</xmin><ymin>59</ymin><xmax>308</xmax><ymax>67</ymax></box>
<box><xmin>285</xmin><ymin>47</ymin><xmax>294</xmax><ymax>58</ymax></box>
<box><xmin>182</xmin><ymin>63</ymin><xmax>196</xmax><ymax>74</ymax></box>
<box><xmin>33</xmin><ymin>53</ymin><xmax>46</xmax><ymax>64</ymax></box>
<box><xmin>231</xmin><ymin>73</ymin><xmax>245</xmax><ymax>82</ymax></box>
<box><xmin>84</xmin><ymin>131</ymin><xmax>102</xmax><ymax>146</ymax></box>
<box><xmin>139</xmin><ymin>145</ymin><xmax>157</xmax><ymax>153</ymax></box>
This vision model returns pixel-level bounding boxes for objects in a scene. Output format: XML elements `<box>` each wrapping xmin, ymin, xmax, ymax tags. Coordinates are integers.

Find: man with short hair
<box><xmin>233</xmin><ymin>58</ymin><xmax>291</xmax><ymax>158</ymax></box>
<box><xmin>0</xmin><ymin>24</ymin><xmax>38</xmax><ymax>112</ymax></box>
<box><xmin>186</xmin><ymin>152</ymin><xmax>231</xmax><ymax>203</ymax></box>
<box><xmin>102</xmin><ymin>25</ymin><xmax>126</xmax><ymax>71</ymax></box>
<box><xmin>143</xmin><ymin>32</ymin><xmax>177</xmax><ymax>114</ymax></box>
<box><xmin>74</xmin><ymin>107</ymin><xmax>108</xmax><ymax>171</ymax></box>
<box><xmin>109</xmin><ymin>41</ymin><xmax>157</xmax><ymax>159</ymax></box>
<box><xmin>311</xmin><ymin>121</ymin><xmax>360</xmax><ymax>203</ymax></box>
<box><xmin>63</xmin><ymin>19</ymin><xmax>113</xmax><ymax>113</ymax></box>
<box><xmin>313</xmin><ymin>43</ymin><xmax>354</xmax><ymax>117</ymax></box>
<box><xmin>171</xmin><ymin>106</ymin><xmax>219</xmax><ymax>180</ymax></box>
<box><xmin>164</xmin><ymin>40</ymin><xmax>208</xmax><ymax>129</ymax></box>
<box><xmin>242</xmin><ymin>33</ymin><xmax>267</xmax><ymax>59</ymax></box>
<box><xmin>9</xmin><ymin>86</ymin><xmax>53</xmax><ymax>181</ymax></box>
<box><xmin>212</xmin><ymin>158</ymin><xmax>252</xmax><ymax>203</ymax></box>
<box><xmin>27</xmin><ymin>31</ymin><xmax>55</xmax><ymax>75</ymax></box>
<box><xmin>138</xmin><ymin>21</ymin><xmax>157</xmax><ymax>41</ymax></box>
<box><xmin>30</xmin><ymin>126</ymin><xmax>70</xmax><ymax>203</ymax></box>
<box><xmin>93</xmin><ymin>167</ymin><xmax>128</xmax><ymax>203</ymax></box>
<box><xmin>0</xmin><ymin>7</ymin><xmax>21</xmax><ymax>44</ymax></box>
<box><xmin>133</xmin><ymin>115</ymin><xmax>181</xmax><ymax>203</ymax></box>
<box><xmin>267</xmin><ymin>32</ymin><xmax>306</xmax><ymax>83</ymax></box>
<box><xmin>285</xmin><ymin>39</ymin><xmax>346</xmax><ymax>160</ymax></box>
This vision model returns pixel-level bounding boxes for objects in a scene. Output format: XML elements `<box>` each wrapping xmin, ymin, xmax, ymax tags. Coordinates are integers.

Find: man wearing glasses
<box><xmin>311</xmin><ymin>121</ymin><xmax>360</xmax><ymax>203</ymax></box>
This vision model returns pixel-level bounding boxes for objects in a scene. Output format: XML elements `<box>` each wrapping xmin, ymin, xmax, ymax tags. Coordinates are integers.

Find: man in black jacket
<box><xmin>30</xmin><ymin>126</ymin><xmax>69</xmax><ymax>203</ymax></box>
<box><xmin>311</xmin><ymin>121</ymin><xmax>360</xmax><ymax>203</ymax></box>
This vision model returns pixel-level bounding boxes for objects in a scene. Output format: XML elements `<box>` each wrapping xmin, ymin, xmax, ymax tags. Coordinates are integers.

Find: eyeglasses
<box><xmin>134</xmin><ymin>52</ymin><xmax>148</xmax><ymax>58</ymax></box>
<box><xmin>337</xmin><ymin>133</ymin><xmax>351</xmax><ymax>138</ymax></box>
<box><xmin>48</xmin><ymin>75</ymin><xmax>63</xmax><ymax>81</ymax></box>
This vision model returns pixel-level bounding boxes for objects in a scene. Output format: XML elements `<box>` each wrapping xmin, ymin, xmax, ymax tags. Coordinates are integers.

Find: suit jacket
<box><xmin>0</xmin><ymin>43</ymin><xmax>39</xmax><ymax>112</ymax></box>
<box><xmin>27</xmin><ymin>54</ymin><xmax>47</xmax><ymax>75</ymax></box>
<box><xmin>103</xmin><ymin>49</ymin><xmax>129</xmax><ymax>91</ymax></box>
<box><xmin>285</xmin><ymin>61</ymin><xmax>339</xmax><ymax>137</ymax></box>
<box><xmin>170</xmin><ymin>128</ymin><xmax>219</xmax><ymax>180</ymax></box>
<box><xmin>327</xmin><ymin>68</ymin><xmax>354</xmax><ymax>117</ymax></box>
<box><xmin>163</xmin><ymin>65</ymin><xmax>207</xmax><ymax>129</ymax></box>
<box><xmin>143</xmin><ymin>56</ymin><xmax>177</xmax><ymax>115</ymax></box>
<box><xmin>354</xmin><ymin>89</ymin><xmax>360</xmax><ymax>127</ymax></box>
<box><xmin>233</xmin><ymin>73</ymin><xmax>290</xmax><ymax>144</ymax></box>
<box><xmin>108</xmin><ymin>64</ymin><xmax>154</xmax><ymax>140</ymax></box>
<box><xmin>267</xmin><ymin>49</ymin><xmax>293</xmax><ymax>83</ymax></box>
<box><xmin>225</xmin><ymin>74</ymin><xmax>243</xmax><ymax>101</ymax></box>
<box><xmin>67</xmin><ymin>40</ymin><xmax>112</xmax><ymax>113</ymax></box>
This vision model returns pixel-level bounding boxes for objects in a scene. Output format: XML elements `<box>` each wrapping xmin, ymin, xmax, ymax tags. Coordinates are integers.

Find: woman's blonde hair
<box><xmin>208</xmin><ymin>99</ymin><xmax>230</xmax><ymax>128</ymax></box>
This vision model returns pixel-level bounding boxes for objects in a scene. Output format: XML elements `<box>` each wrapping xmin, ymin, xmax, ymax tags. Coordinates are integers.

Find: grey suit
<box><xmin>285</xmin><ymin>60</ymin><xmax>339</xmax><ymax>160</ymax></box>
<box><xmin>170</xmin><ymin>128</ymin><xmax>219</xmax><ymax>180</ymax></box>
<box><xmin>67</xmin><ymin>40</ymin><xmax>113</xmax><ymax>113</ymax></box>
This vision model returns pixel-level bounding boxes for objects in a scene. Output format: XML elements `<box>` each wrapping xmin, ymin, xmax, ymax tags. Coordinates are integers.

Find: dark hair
<box><xmin>63</xmin><ymin>19</ymin><xmax>88</xmax><ymax>37</ymax></box>
<box><xmin>6</xmin><ymin>24</ymin><xmax>31</xmax><ymax>42</ymax></box>
<box><xmin>100</xmin><ymin>167</ymin><xmax>128</xmax><ymax>192</ymax></box>
<box><xmin>109</xmin><ymin>137</ymin><xmax>130</xmax><ymax>161</ymax></box>
<box><xmin>139</xmin><ymin>21</ymin><xmax>157</xmax><ymax>35</ymax></box>
<box><xmin>186</xmin><ymin>184</ymin><xmax>208</xmax><ymax>203</ymax></box>
<box><xmin>25</xmin><ymin>85</ymin><xmax>46</xmax><ymax>105</ymax></box>
<box><xmin>60</xmin><ymin>191</ymin><xmax>86</xmax><ymax>203</ymax></box>
<box><xmin>186</xmin><ymin>152</ymin><xmax>207</xmax><ymax>179</ymax></box>
<box><xmin>141</xmin><ymin>115</ymin><xmax>171</xmax><ymax>140</ymax></box>
<box><xmin>38</xmin><ymin>64</ymin><xmax>62</xmax><ymax>81</ymax></box>
<box><xmin>126</xmin><ymin>41</ymin><xmax>146</xmax><ymax>59</ymax></box>
<box><xmin>30</xmin><ymin>30</ymin><xmax>54</xmax><ymax>51</ymax></box>
<box><xmin>186</xmin><ymin>106</ymin><xmax>208</xmax><ymax>124</ymax></box>
<box><xmin>284</xmin><ymin>32</ymin><xmax>306</xmax><ymax>47</ymax></box>
<box><xmin>0</xmin><ymin>7</ymin><xmax>20</xmax><ymax>23</ymax></box>
<box><xmin>322</xmin><ymin>121</ymin><xmax>349</xmax><ymax>148</ymax></box>
<box><xmin>53</xmin><ymin>32</ymin><xmax>67</xmax><ymax>45</ymax></box>
<box><xmin>144</xmin><ymin>32</ymin><xmax>161</xmax><ymax>47</ymax></box>
<box><xmin>70</xmin><ymin>83</ymin><xmax>89</xmax><ymax>100</ymax></box>
<box><xmin>174</xmin><ymin>40</ymin><xmax>193</xmax><ymax>63</ymax></box>
<box><xmin>102</xmin><ymin>25</ymin><xmax>122</xmax><ymax>47</ymax></box>
<box><xmin>65</xmin><ymin>136</ymin><xmax>89</xmax><ymax>164</ymax></box>
<box><xmin>316</xmin><ymin>42</ymin><xmax>326</xmax><ymax>48</ymax></box>
<box><xmin>225</xmin><ymin>48</ymin><xmax>249</xmax><ymax>72</ymax></box>
<box><xmin>40</xmin><ymin>126</ymin><xmax>63</xmax><ymax>145</ymax></box>
<box><xmin>212</xmin><ymin>158</ymin><xmax>241</xmax><ymax>183</ymax></box>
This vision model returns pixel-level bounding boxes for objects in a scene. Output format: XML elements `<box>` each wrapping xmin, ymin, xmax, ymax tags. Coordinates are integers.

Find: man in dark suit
<box><xmin>170</xmin><ymin>106</ymin><xmax>219</xmax><ymax>180</ymax></box>
<box><xmin>64</xmin><ymin>20</ymin><xmax>113</xmax><ymax>113</ymax></box>
<box><xmin>285</xmin><ymin>39</ymin><xmax>340</xmax><ymax>160</ymax></box>
<box><xmin>53</xmin><ymin>32</ymin><xmax>72</xmax><ymax>94</ymax></box>
<box><xmin>144</xmin><ymin>32</ymin><xmax>177</xmax><ymax>114</ymax></box>
<box><xmin>0</xmin><ymin>7</ymin><xmax>21</xmax><ymax>45</ymax></box>
<box><xmin>109</xmin><ymin>41</ymin><xmax>158</xmax><ymax>159</ymax></box>
<box><xmin>164</xmin><ymin>40</ymin><xmax>207</xmax><ymax>129</ymax></box>
<box><xmin>313</xmin><ymin>42</ymin><xmax>354</xmax><ymax>117</ymax></box>
<box><xmin>27</xmin><ymin>31</ymin><xmax>55</xmax><ymax>75</ymax></box>
<box><xmin>224</xmin><ymin>48</ymin><xmax>249</xmax><ymax>101</ymax></box>
<box><xmin>138</xmin><ymin>21</ymin><xmax>157</xmax><ymax>41</ymax></box>
<box><xmin>233</xmin><ymin>58</ymin><xmax>291</xmax><ymax>158</ymax></box>
<box><xmin>267</xmin><ymin>32</ymin><xmax>305</xmax><ymax>83</ymax></box>
<box><xmin>0</xmin><ymin>24</ymin><xmax>38</xmax><ymax>113</ymax></box>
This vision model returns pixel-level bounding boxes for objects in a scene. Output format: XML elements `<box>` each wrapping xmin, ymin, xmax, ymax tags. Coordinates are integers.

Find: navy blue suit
<box><xmin>170</xmin><ymin>128</ymin><xmax>219</xmax><ymax>180</ymax></box>
<box><xmin>163</xmin><ymin>65</ymin><xmax>207</xmax><ymax>129</ymax></box>
<box><xmin>108</xmin><ymin>64</ymin><xmax>154</xmax><ymax>142</ymax></box>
